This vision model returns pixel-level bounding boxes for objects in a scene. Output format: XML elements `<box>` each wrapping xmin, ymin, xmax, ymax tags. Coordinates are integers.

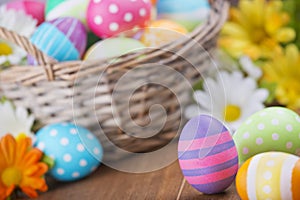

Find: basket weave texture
<box><xmin>0</xmin><ymin>0</ymin><xmax>229</xmax><ymax>157</ymax></box>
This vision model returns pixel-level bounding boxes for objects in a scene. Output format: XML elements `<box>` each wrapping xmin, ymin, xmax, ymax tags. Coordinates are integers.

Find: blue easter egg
<box><xmin>35</xmin><ymin>123</ymin><xmax>103</xmax><ymax>182</ymax></box>
<box><xmin>30</xmin><ymin>17</ymin><xmax>87</xmax><ymax>63</ymax></box>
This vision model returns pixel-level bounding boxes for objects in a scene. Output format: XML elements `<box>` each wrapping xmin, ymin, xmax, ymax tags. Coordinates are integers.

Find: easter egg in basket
<box><xmin>140</xmin><ymin>19</ymin><xmax>188</xmax><ymax>47</ymax></box>
<box><xmin>236</xmin><ymin>152</ymin><xmax>300</xmax><ymax>200</ymax></box>
<box><xmin>5</xmin><ymin>0</ymin><xmax>45</xmax><ymax>25</ymax></box>
<box><xmin>45</xmin><ymin>0</ymin><xmax>89</xmax><ymax>26</ymax></box>
<box><xmin>35</xmin><ymin>123</ymin><xmax>103</xmax><ymax>182</ymax></box>
<box><xmin>87</xmin><ymin>0</ymin><xmax>152</xmax><ymax>38</ymax></box>
<box><xmin>29</xmin><ymin>17</ymin><xmax>87</xmax><ymax>64</ymax></box>
<box><xmin>233</xmin><ymin>107</ymin><xmax>300</xmax><ymax>164</ymax></box>
<box><xmin>84</xmin><ymin>37</ymin><xmax>145</xmax><ymax>61</ymax></box>
<box><xmin>178</xmin><ymin>115</ymin><xmax>238</xmax><ymax>194</ymax></box>
<box><xmin>157</xmin><ymin>0</ymin><xmax>210</xmax><ymax>31</ymax></box>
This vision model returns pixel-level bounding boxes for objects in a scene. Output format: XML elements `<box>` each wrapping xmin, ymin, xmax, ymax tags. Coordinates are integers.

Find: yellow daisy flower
<box><xmin>0</xmin><ymin>134</ymin><xmax>48</xmax><ymax>199</ymax></box>
<box><xmin>262</xmin><ymin>44</ymin><xmax>300</xmax><ymax>110</ymax></box>
<box><xmin>219</xmin><ymin>0</ymin><xmax>295</xmax><ymax>60</ymax></box>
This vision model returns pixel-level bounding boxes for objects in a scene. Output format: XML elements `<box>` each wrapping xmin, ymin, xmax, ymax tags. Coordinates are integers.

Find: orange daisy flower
<box><xmin>0</xmin><ymin>134</ymin><xmax>48</xmax><ymax>199</ymax></box>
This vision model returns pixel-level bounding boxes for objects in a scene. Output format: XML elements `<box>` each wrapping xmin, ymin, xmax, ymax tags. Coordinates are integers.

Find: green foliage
<box><xmin>259</xmin><ymin>81</ymin><xmax>277</xmax><ymax>104</ymax></box>
<box><xmin>283</xmin><ymin>0</ymin><xmax>300</xmax><ymax>48</ymax></box>
<box><xmin>41</xmin><ymin>154</ymin><xmax>55</xmax><ymax>169</ymax></box>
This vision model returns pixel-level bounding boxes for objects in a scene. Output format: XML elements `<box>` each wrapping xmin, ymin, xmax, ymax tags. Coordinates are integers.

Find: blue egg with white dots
<box><xmin>35</xmin><ymin>123</ymin><xmax>103</xmax><ymax>182</ymax></box>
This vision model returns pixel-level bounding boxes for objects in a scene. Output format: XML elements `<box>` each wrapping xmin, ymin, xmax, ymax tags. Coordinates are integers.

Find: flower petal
<box><xmin>0</xmin><ymin>134</ymin><xmax>16</xmax><ymax>165</ymax></box>
<box><xmin>221</xmin><ymin>22</ymin><xmax>249</xmax><ymax>39</ymax></box>
<box><xmin>275</xmin><ymin>27</ymin><xmax>296</xmax><ymax>43</ymax></box>
<box><xmin>20</xmin><ymin>186</ymin><xmax>39</xmax><ymax>198</ymax></box>
<box><xmin>184</xmin><ymin>104</ymin><xmax>202</xmax><ymax>119</ymax></box>
<box><xmin>239</xmin><ymin>56</ymin><xmax>262</xmax><ymax>79</ymax></box>
<box><xmin>23</xmin><ymin>148</ymin><xmax>43</xmax><ymax>167</ymax></box>
<box><xmin>193</xmin><ymin>91</ymin><xmax>211</xmax><ymax>108</ymax></box>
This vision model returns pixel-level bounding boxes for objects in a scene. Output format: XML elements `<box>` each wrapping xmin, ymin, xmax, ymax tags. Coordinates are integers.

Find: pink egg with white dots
<box><xmin>87</xmin><ymin>0</ymin><xmax>152</xmax><ymax>38</ymax></box>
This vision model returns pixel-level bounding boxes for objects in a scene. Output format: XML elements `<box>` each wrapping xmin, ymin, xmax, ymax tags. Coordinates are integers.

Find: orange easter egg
<box><xmin>140</xmin><ymin>19</ymin><xmax>188</xmax><ymax>47</ymax></box>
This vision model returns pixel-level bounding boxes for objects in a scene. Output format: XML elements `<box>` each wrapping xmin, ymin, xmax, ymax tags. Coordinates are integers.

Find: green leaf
<box><xmin>41</xmin><ymin>154</ymin><xmax>55</xmax><ymax>169</ymax></box>
<box><xmin>283</xmin><ymin>0</ymin><xmax>300</xmax><ymax>48</ymax></box>
<box><xmin>0</xmin><ymin>96</ymin><xmax>7</xmax><ymax>104</ymax></box>
<box><xmin>193</xmin><ymin>79</ymin><xmax>204</xmax><ymax>91</ymax></box>
<box><xmin>259</xmin><ymin>81</ymin><xmax>277</xmax><ymax>104</ymax></box>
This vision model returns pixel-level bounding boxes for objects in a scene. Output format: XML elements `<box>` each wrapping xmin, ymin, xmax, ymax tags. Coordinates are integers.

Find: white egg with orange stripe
<box><xmin>236</xmin><ymin>152</ymin><xmax>300</xmax><ymax>200</ymax></box>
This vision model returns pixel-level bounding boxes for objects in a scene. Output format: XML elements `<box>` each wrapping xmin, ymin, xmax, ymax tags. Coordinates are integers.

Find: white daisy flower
<box><xmin>0</xmin><ymin>101</ymin><xmax>35</xmax><ymax>139</ymax></box>
<box><xmin>0</xmin><ymin>41</ymin><xmax>27</xmax><ymax>66</ymax></box>
<box><xmin>0</xmin><ymin>6</ymin><xmax>37</xmax><ymax>66</ymax></box>
<box><xmin>239</xmin><ymin>56</ymin><xmax>262</xmax><ymax>80</ymax></box>
<box><xmin>0</xmin><ymin>6</ymin><xmax>37</xmax><ymax>37</ymax></box>
<box><xmin>185</xmin><ymin>71</ymin><xmax>269</xmax><ymax>132</ymax></box>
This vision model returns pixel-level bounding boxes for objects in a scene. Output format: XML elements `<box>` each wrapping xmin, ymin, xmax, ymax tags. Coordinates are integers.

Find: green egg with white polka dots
<box><xmin>233</xmin><ymin>107</ymin><xmax>300</xmax><ymax>164</ymax></box>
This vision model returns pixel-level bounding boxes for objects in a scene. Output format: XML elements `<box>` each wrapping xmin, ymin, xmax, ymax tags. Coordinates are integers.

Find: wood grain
<box><xmin>26</xmin><ymin>160</ymin><xmax>240</xmax><ymax>200</ymax></box>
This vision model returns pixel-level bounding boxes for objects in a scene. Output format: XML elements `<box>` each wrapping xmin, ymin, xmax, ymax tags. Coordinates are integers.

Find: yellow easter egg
<box><xmin>236</xmin><ymin>152</ymin><xmax>300</xmax><ymax>200</ymax></box>
<box><xmin>140</xmin><ymin>19</ymin><xmax>188</xmax><ymax>47</ymax></box>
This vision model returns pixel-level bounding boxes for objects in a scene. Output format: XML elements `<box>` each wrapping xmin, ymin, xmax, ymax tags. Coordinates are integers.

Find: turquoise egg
<box><xmin>35</xmin><ymin>123</ymin><xmax>103</xmax><ymax>182</ymax></box>
<box><xmin>30</xmin><ymin>17</ymin><xmax>87</xmax><ymax>64</ymax></box>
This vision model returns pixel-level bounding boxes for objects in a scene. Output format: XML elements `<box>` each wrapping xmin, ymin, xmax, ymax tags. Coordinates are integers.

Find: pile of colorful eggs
<box><xmin>3</xmin><ymin>0</ymin><xmax>211</xmax><ymax>63</ymax></box>
<box><xmin>178</xmin><ymin>107</ymin><xmax>300</xmax><ymax>199</ymax></box>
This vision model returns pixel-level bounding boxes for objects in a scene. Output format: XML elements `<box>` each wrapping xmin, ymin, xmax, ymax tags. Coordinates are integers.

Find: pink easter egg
<box><xmin>87</xmin><ymin>0</ymin><xmax>152</xmax><ymax>38</ymax></box>
<box><xmin>6</xmin><ymin>0</ymin><xmax>45</xmax><ymax>25</ymax></box>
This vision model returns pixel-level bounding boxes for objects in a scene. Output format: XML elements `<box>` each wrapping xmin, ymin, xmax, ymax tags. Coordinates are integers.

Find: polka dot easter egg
<box><xmin>30</xmin><ymin>17</ymin><xmax>87</xmax><ymax>63</ymax></box>
<box><xmin>6</xmin><ymin>0</ymin><xmax>45</xmax><ymax>25</ymax></box>
<box><xmin>236</xmin><ymin>152</ymin><xmax>300</xmax><ymax>200</ymax></box>
<box><xmin>233</xmin><ymin>107</ymin><xmax>300</xmax><ymax>164</ymax></box>
<box><xmin>157</xmin><ymin>0</ymin><xmax>210</xmax><ymax>31</ymax></box>
<box><xmin>45</xmin><ymin>0</ymin><xmax>89</xmax><ymax>26</ymax></box>
<box><xmin>178</xmin><ymin>115</ymin><xmax>238</xmax><ymax>194</ymax></box>
<box><xmin>140</xmin><ymin>19</ymin><xmax>188</xmax><ymax>47</ymax></box>
<box><xmin>87</xmin><ymin>0</ymin><xmax>152</xmax><ymax>38</ymax></box>
<box><xmin>84</xmin><ymin>37</ymin><xmax>145</xmax><ymax>61</ymax></box>
<box><xmin>35</xmin><ymin>123</ymin><xmax>103</xmax><ymax>182</ymax></box>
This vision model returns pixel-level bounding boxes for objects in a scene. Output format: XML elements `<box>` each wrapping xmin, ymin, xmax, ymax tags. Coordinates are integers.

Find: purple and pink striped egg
<box><xmin>178</xmin><ymin>115</ymin><xmax>238</xmax><ymax>194</ymax></box>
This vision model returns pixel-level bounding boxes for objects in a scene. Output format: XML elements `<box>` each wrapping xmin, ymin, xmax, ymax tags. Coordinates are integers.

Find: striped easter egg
<box><xmin>30</xmin><ymin>17</ymin><xmax>87</xmax><ymax>63</ymax></box>
<box><xmin>236</xmin><ymin>152</ymin><xmax>300</xmax><ymax>200</ymax></box>
<box><xmin>178</xmin><ymin>115</ymin><xmax>238</xmax><ymax>194</ymax></box>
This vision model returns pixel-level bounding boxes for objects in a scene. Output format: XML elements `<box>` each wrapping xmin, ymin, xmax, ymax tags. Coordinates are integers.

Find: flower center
<box><xmin>1</xmin><ymin>167</ymin><xmax>22</xmax><ymax>187</ymax></box>
<box><xmin>223</xmin><ymin>104</ymin><xmax>241</xmax><ymax>122</ymax></box>
<box><xmin>252</xmin><ymin>29</ymin><xmax>267</xmax><ymax>43</ymax></box>
<box><xmin>0</xmin><ymin>42</ymin><xmax>13</xmax><ymax>56</ymax></box>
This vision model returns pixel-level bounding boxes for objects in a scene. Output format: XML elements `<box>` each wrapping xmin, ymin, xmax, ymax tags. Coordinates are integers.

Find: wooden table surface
<box><xmin>33</xmin><ymin>159</ymin><xmax>240</xmax><ymax>200</ymax></box>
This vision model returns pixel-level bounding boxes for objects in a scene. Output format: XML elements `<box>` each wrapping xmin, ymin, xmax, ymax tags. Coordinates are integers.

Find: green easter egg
<box><xmin>84</xmin><ymin>37</ymin><xmax>145</xmax><ymax>61</ymax></box>
<box><xmin>233</xmin><ymin>107</ymin><xmax>300</xmax><ymax>164</ymax></box>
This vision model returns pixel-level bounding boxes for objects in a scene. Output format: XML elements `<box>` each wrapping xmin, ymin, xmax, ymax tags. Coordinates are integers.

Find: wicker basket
<box><xmin>0</xmin><ymin>0</ymin><xmax>229</xmax><ymax>159</ymax></box>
